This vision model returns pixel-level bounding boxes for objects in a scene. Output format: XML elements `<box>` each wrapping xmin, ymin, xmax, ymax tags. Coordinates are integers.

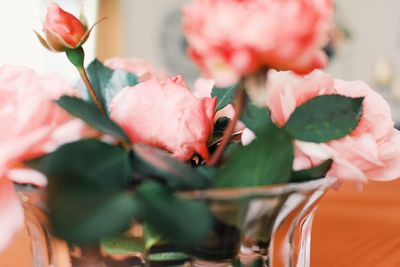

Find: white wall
<box><xmin>328</xmin><ymin>0</ymin><xmax>400</xmax><ymax>119</ymax></box>
<box><xmin>119</xmin><ymin>0</ymin><xmax>199</xmax><ymax>81</ymax></box>
<box><xmin>0</xmin><ymin>0</ymin><xmax>98</xmax><ymax>83</ymax></box>
<box><xmin>329</xmin><ymin>0</ymin><xmax>400</xmax><ymax>82</ymax></box>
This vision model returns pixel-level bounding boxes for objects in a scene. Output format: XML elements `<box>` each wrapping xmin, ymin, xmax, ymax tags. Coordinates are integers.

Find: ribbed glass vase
<box><xmin>17</xmin><ymin>177</ymin><xmax>336</xmax><ymax>267</ymax></box>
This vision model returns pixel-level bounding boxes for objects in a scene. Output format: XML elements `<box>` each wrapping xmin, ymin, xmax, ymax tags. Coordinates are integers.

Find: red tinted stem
<box><xmin>78</xmin><ymin>67</ymin><xmax>106</xmax><ymax>115</ymax></box>
<box><xmin>207</xmin><ymin>88</ymin><xmax>245</xmax><ymax>166</ymax></box>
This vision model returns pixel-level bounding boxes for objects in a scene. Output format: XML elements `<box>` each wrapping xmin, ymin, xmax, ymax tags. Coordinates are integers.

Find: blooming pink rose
<box><xmin>267</xmin><ymin>70</ymin><xmax>336</xmax><ymax>127</ymax></box>
<box><xmin>110</xmin><ymin>76</ymin><xmax>216</xmax><ymax>161</ymax></box>
<box><xmin>0</xmin><ymin>66</ymin><xmax>94</xmax><ymax>251</ymax></box>
<box><xmin>104</xmin><ymin>57</ymin><xmax>166</xmax><ymax>82</ymax></box>
<box><xmin>182</xmin><ymin>0</ymin><xmax>333</xmax><ymax>86</ymax></box>
<box><xmin>266</xmin><ymin>70</ymin><xmax>400</xmax><ymax>181</ymax></box>
<box><xmin>36</xmin><ymin>3</ymin><xmax>88</xmax><ymax>52</ymax></box>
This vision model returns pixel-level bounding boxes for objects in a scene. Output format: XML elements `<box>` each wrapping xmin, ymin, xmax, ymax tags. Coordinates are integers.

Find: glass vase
<box><xmin>17</xmin><ymin>177</ymin><xmax>336</xmax><ymax>267</ymax></box>
<box><xmin>183</xmin><ymin>177</ymin><xmax>336</xmax><ymax>267</ymax></box>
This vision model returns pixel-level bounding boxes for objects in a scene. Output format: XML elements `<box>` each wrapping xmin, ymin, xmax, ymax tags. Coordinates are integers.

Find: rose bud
<box><xmin>35</xmin><ymin>3</ymin><xmax>93</xmax><ymax>52</ymax></box>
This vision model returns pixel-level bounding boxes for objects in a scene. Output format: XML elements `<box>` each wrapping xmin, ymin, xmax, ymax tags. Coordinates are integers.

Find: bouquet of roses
<box><xmin>1</xmin><ymin>0</ymin><xmax>400</xmax><ymax>266</ymax></box>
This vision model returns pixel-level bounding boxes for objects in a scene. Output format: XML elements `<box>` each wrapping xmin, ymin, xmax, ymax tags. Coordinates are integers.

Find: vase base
<box><xmin>191</xmin><ymin>259</ymin><xmax>232</xmax><ymax>267</ymax></box>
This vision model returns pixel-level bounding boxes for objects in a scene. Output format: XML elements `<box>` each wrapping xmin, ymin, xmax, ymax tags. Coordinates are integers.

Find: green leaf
<box><xmin>211</xmin><ymin>85</ymin><xmax>238</xmax><ymax>111</ymax></box>
<box><xmin>223</xmin><ymin>142</ymin><xmax>241</xmax><ymax>158</ymax></box>
<box><xmin>240</xmin><ymin>103</ymin><xmax>271</xmax><ymax>132</ymax></box>
<box><xmin>291</xmin><ymin>159</ymin><xmax>333</xmax><ymax>183</ymax></box>
<box><xmin>233</xmin><ymin>259</ymin><xmax>244</xmax><ymax>267</ymax></box>
<box><xmin>102</xmin><ymin>235</ymin><xmax>145</xmax><ymax>254</ymax></box>
<box><xmin>217</xmin><ymin>142</ymin><xmax>241</xmax><ymax>163</ymax></box>
<box><xmin>56</xmin><ymin>96</ymin><xmax>130</xmax><ymax>142</ymax></box>
<box><xmin>86</xmin><ymin>59</ymin><xmax>139</xmax><ymax>110</ymax></box>
<box><xmin>27</xmin><ymin>139</ymin><xmax>135</xmax><ymax>245</ymax></box>
<box><xmin>285</xmin><ymin>95</ymin><xmax>363</xmax><ymax>143</ymax></box>
<box><xmin>252</xmin><ymin>258</ymin><xmax>264</xmax><ymax>267</ymax></box>
<box><xmin>233</xmin><ymin>258</ymin><xmax>264</xmax><ymax>267</ymax></box>
<box><xmin>50</xmin><ymin>193</ymin><xmax>138</xmax><ymax>246</ymax></box>
<box><xmin>132</xmin><ymin>145</ymin><xmax>211</xmax><ymax>191</ymax></box>
<box><xmin>136</xmin><ymin>182</ymin><xmax>211</xmax><ymax>246</ymax></box>
<box><xmin>213</xmin><ymin>117</ymin><xmax>230</xmax><ymax>139</ymax></box>
<box><xmin>215</xmin><ymin>123</ymin><xmax>294</xmax><ymax>188</ymax></box>
<box><xmin>195</xmin><ymin>166</ymin><xmax>217</xmax><ymax>181</ymax></box>
<box><xmin>147</xmin><ymin>252</ymin><xmax>190</xmax><ymax>262</ymax></box>
<box><xmin>209</xmin><ymin>117</ymin><xmax>231</xmax><ymax>145</ymax></box>
<box><xmin>28</xmin><ymin>139</ymin><xmax>133</xmax><ymax>190</ymax></box>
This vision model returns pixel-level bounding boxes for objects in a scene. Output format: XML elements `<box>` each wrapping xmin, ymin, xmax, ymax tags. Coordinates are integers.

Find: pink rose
<box><xmin>110</xmin><ymin>75</ymin><xmax>216</xmax><ymax>161</ymax></box>
<box><xmin>104</xmin><ymin>57</ymin><xmax>166</xmax><ymax>82</ymax></box>
<box><xmin>266</xmin><ymin>70</ymin><xmax>400</xmax><ymax>181</ymax></box>
<box><xmin>182</xmin><ymin>0</ymin><xmax>333</xmax><ymax>86</ymax></box>
<box><xmin>0</xmin><ymin>66</ymin><xmax>93</xmax><ymax>251</ymax></box>
<box><xmin>36</xmin><ymin>3</ymin><xmax>88</xmax><ymax>52</ymax></box>
<box><xmin>267</xmin><ymin>70</ymin><xmax>336</xmax><ymax>127</ymax></box>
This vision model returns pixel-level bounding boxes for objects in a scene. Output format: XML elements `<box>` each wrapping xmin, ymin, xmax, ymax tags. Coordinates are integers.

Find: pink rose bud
<box><xmin>35</xmin><ymin>3</ymin><xmax>89</xmax><ymax>52</ymax></box>
<box><xmin>110</xmin><ymin>75</ymin><xmax>217</xmax><ymax>161</ymax></box>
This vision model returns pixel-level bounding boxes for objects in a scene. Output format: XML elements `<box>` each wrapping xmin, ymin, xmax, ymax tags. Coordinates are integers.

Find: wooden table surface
<box><xmin>311</xmin><ymin>179</ymin><xmax>400</xmax><ymax>267</ymax></box>
<box><xmin>1</xmin><ymin>179</ymin><xmax>400</xmax><ymax>266</ymax></box>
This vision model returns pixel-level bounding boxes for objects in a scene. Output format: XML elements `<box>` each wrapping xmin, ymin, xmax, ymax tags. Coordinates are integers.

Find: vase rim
<box><xmin>181</xmin><ymin>177</ymin><xmax>337</xmax><ymax>201</ymax></box>
<box><xmin>16</xmin><ymin>177</ymin><xmax>338</xmax><ymax>203</ymax></box>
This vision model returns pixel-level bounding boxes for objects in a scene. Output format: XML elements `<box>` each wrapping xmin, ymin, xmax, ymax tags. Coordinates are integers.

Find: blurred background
<box><xmin>3</xmin><ymin>0</ymin><xmax>400</xmax><ymax>119</ymax></box>
<box><xmin>1</xmin><ymin>0</ymin><xmax>400</xmax><ymax>266</ymax></box>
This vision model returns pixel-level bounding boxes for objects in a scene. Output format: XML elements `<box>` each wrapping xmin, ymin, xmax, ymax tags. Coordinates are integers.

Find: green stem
<box><xmin>66</xmin><ymin>47</ymin><xmax>106</xmax><ymax>115</ymax></box>
<box><xmin>78</xmin><ymin>67</ymin><xmax>107</xmax><ymax>115</ymax></box>
<box><xmin>207</xmin><ymin>88</ymin><xmax>246</xmax><ymax>166</ymax></box>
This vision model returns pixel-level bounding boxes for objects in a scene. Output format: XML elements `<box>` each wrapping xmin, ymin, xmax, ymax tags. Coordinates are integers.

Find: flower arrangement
<box><xmin>1</xmin><ymin>0</ymin><xmax>400</xmax><ymax>266</ymax></box>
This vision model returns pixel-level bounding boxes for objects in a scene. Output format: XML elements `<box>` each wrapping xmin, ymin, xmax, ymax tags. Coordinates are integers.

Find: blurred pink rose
<box><xmin>182</xmin><ymin>0</ymin><xmax>333</xmax><ymax>86</ymax></box>
<box><xmin>110</xmin><ymin>76</ymin><xmax>216</xmax><ymax>161</ymax></box>
<box><xmin>266</xmin><ymin>70</ymin><xmax>400</xmax><ymax>181</ymax></box>
<box><xmin>104</xmin><ymin>57</ymin><xmax>166</xmax><ymax>82</ymax></box>
<box><xmin>40</xmin><ymin>3</ymin><xmax>87</xmax><ymax>51</ymax></box>
<box><xmin>0</xmin><ymin>66</ymin><xmax>94</xmax><ymax>251</ymax></box>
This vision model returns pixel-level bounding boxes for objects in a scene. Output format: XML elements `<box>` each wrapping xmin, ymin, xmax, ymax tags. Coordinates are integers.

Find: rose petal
<box><xmin>7</xmin><ymin>169</ymin><xmax>47</xmax><ymax>187</ymax></box>
<box><xmin>45</xmin><ymin>3</ymin><xmax>86</xmax><ymax>48</ymax></box>
<box><xmin>110</xmin><ymin>76</ymin><xmax>216</xmax><ymax>161</ymax></box>
<box><xmin>0</xmin><ymin>179</ymin><xmax>24</xmax><ymax>252</ymax></box>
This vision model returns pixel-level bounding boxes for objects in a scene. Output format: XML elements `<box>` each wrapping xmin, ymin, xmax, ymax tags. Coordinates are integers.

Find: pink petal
<box><xmin>0</xmin><ymin>179</ymin><xmax>24</xmax><ymax>252</ymax></box>
<box><xmin>45</xmin><ymin>3</ymin><xmax>86</xmax><ymax>47</ymax></box>
<box><xmin>193</xmin><ymin>78</ymin><xmax>215</xmax><ymax>98</ymax></box>
<box><xmin>7</xmin><ymin>169</ymin><xmax>47</xmax><ymax>187</ymax></box>
<box><xmin>110</xmin><ymin>76</ymin><xmax>216</xmax><ymax>161</ymax></box>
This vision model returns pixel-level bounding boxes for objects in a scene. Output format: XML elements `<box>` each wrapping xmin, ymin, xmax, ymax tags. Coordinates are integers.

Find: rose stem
<box><xmin>66</xmin><ymin>47</ymin><xmax>107</xmax><ymax>115</ymax></box>
<box><xmin>207</xmin><ymin>88</ymin><xmax>246</xmax><ymax>166</ymax></box>
<box><xmin>78</xmin><ymin>67</ymin><xmax>107</xmax><ymax>115</ymax></box>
